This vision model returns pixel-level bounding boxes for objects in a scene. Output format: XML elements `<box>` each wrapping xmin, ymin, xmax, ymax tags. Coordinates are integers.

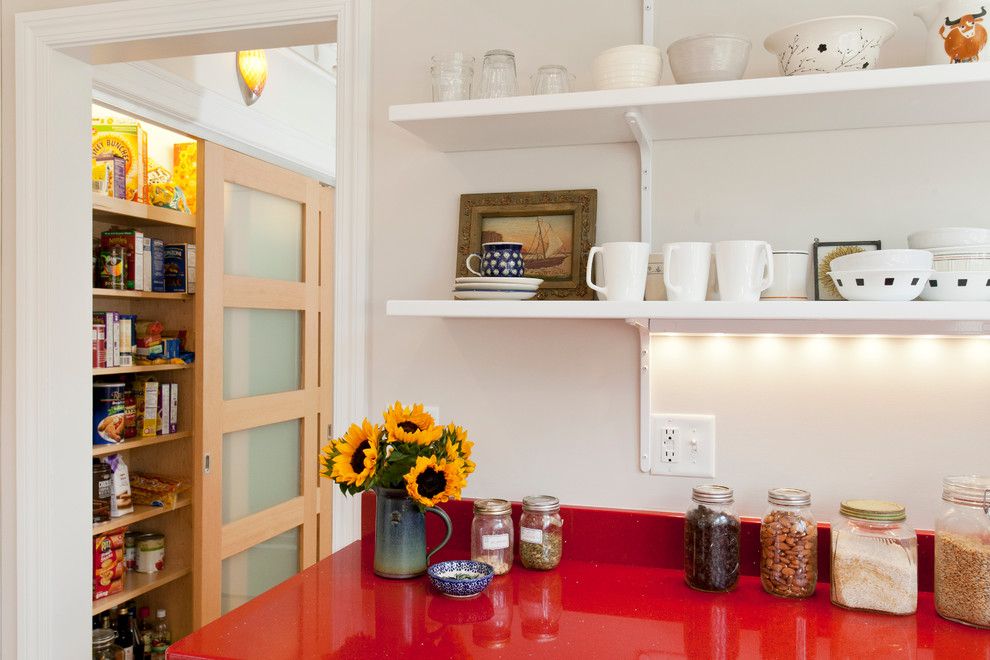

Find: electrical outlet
<box><xmin>650</xmin><ymin>414</ymin><xmax>716</xmax><ymax>477</ymax></box>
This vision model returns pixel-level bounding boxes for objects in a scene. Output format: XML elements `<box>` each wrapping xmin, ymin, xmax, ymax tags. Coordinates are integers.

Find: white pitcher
<box><xmin>915</xmin><ymin>1</ymin><xmax>990</xmax><ymax>64</ymax></box>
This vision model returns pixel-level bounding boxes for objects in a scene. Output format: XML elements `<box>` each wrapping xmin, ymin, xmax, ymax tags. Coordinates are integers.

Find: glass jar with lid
<box><xmin>935</xmin><ymin>475</ymin><xmax>990</xmax><ymax>629</ymax></box>
<box><xmin>760</xmin><ymin>488</ymin><xmax>817</xmax><ymax>598</ymax></box>
<box><xmin>471</xmin><ymin>498</ymin><xmax>514</xmax><ymax>575</ymax></box>
<box><xmin>830</xmin><ymin>499</ymin><xmax>917</xmax><ymax>615</ymax></box>
<box><xmin>519</xmin><ymin>495</ymin><xmax>563</xmax><ymax>570</ymax></box>
<box><xmin>684</xmin><ymin>484</ymin><xmax>740</xmax><ymax>592</ymax></box>
<box><xmin>91</xmin><ymin>629</ymin><xmax>116</xmax><ymax>660</ymax></box>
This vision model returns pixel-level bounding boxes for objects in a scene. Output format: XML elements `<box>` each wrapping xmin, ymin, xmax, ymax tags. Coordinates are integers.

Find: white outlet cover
<box><xmin>650</xmin><ymin>413</ymin><xmax>716</xmax><ymax>478</ymax></box>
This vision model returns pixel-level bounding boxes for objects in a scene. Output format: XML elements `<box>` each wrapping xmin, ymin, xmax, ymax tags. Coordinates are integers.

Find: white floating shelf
<box><xmin>389</xmin><ymin>65</ymin><xmax>990</xmax><ymax>152</ymax></box>
<box><xmin>386</xmin><ymin>300</ymin><xmax>990</xmax><ymax>336</ymax></box>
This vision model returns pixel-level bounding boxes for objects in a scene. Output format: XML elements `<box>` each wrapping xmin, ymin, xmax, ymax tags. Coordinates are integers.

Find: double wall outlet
<box><xmin>650</xmin><ymin>413</ymin><xmax>716</xmax><ymax>477</ymax></box>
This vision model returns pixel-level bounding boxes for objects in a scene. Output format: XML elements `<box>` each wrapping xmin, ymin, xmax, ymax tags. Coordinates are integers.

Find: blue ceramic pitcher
<box><xmin>374</xmin><ymin>487</ymin><xmax>453</xmax><ymax>578</ymax></box>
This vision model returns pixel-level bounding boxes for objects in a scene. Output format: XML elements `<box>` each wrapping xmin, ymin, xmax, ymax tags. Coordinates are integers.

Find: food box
<box><xmin>149</xmin><ymin>239</ymin><xmax>165</xmax><ymax>292</ymax></box>
<box><xmin>92</xmin><ymin>119</ymin><xmax>148</xmax><ymax>203</ymax></box>
<box><xmin>92</xmin><ymin>154</ymin><xmax>126</xmax><ymax>199</ymax></box>
<box><xmin>173</xmin><ymin>142</ymin><xmax>198</xmax><ymax>213</ymax></box>
<box><xmin>101</xmin><ymin>230</ymin><xmax>144</xmax><ymax>291</ymax></box>
<box><xmin>164</xmin><ymin>243</ymin><xmax>195</xmax><ymax>293</ymax></box>
<box><xmin>93</xmin><ymin>529</ymin><xmax>126</xmax><ymax>601</ymax></box>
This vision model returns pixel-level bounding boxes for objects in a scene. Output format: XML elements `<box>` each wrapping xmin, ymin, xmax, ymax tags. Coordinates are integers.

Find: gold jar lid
<box><xmin>522</xmin><ymin>495</ymin><xmax>559</xmax><ymax>513</ymax></box>
<box><xmin>839</xmin><ymin>499</ymin><xmax>906</xmax><ymax>522</ymax></box>
<box><xmin>473</xmin><ymin>498</ymin><xmax>511</xmax><ymax>515</ymax></box>
<box><xmin>692</xmin><ymin>484</ymin><xmax>734</xmax><ymax>504</ymax></box>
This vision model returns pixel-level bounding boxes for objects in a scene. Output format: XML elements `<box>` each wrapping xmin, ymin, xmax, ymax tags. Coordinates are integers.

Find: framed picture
<box><xmin>813</xmin><ymin>239</ymin><xmax>882</xmax><ymax>301</ymax></box>
<box><xmin>456</xmin><ymin>190</ymin><xmax>598</xmax><ymax>299</ymax></box>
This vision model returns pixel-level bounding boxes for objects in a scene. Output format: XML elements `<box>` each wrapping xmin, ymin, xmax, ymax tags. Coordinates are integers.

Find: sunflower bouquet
<box><xmin>320</xmin><ymin>401</ymin><xmax>475</xmax><ymax>510</ymax></box>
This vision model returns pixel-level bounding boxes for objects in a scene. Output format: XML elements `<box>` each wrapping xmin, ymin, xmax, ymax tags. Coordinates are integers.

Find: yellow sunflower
<box><xmin>445</xmin><ymin>424</ymin><xmax>476</xmax><ymax>475</ymax></box>
<box><xmin>326</xmin><ymin>419</ymin><xmax>380</xmax><ymax>488</ymax></box>
<box><xmin>404</xmin><ymin>456</ymin><xmax>465</xmax><ymax>507</ymax></box>
<box><xmin>384</xmin><ymin>401</ymin><xmax>443</xmax><ymax>445</ymax></box>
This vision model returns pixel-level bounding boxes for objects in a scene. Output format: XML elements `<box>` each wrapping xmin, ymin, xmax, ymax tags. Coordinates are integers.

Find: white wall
<box><xmin>370</xmin><ymin>0</ymin><xmax>990</xmax><ymax>530</ymax></box>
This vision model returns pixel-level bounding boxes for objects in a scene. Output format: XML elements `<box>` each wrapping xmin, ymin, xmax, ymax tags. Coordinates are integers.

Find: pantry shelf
<box><xmin>92</xmin><ymin>193</ymin><xmax>196</xmax><ymax>229</ymax></box>
<box><xmin>92</xmin><ymin>432</ymin><xmax>192</xmax><ymax>457</ymax></box>
<box><xmin>93</xmin><ymin>363</ymin><xmax>191</xmax><ymax>376</ymax></box>
<box><xmin>92</xmin><ymin>565</ymin><xmax>191</xmax><ymax>616</ymax></box>
<box><xmin>93</xmin><ymin>497</ymin><xmax>191</xmax><ymax>536</ymax></box>
<box><xmin>93</xmin><ymin>288</ymin><xmax>192</xmax><ymax>301</ymax></box>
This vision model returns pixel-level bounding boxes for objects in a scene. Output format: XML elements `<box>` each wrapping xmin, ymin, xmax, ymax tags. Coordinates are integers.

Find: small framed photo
<box><xmin>456</xmin><ymin>189</ymin><xmax>597</xmax><ymax>299</ymax></box>
<box><xmin>813</xmin><ymin>239</ymin><xmax>882</xmax><ymax>301</ymax></box>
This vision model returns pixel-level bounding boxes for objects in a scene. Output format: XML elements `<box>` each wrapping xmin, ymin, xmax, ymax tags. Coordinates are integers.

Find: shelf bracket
<box><xmin>642</xmin><ymin>0</ymin><xmax>655</xmax><ymax>47</ymax></box>
<box><xmin>625</xmin><ymin>110</ymin><xmax>654</xmax><ymax>248</ymax></box>
<box><xmin>626</xmin><ymin>318</ymin><xmax>652</xmax><ymax>473</ymax></box>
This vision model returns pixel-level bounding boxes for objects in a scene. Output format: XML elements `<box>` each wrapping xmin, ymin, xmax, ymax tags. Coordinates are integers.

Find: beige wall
<box><xmin>370</xmin><ymin>0</ymin><xmax>990</xmax><ymax>530</ymax></box>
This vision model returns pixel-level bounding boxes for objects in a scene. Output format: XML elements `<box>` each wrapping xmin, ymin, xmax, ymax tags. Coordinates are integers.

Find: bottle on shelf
<box><xmin>115</xmin><ymin>606</ymin><xmax>136</xmax><ymax>660</ymax></box>
<box><xmin>128</xmin><ymin>603</ymin><xmax>144</xmax><ymax>660</ymax></box>
<box><xmin>150</xmin><ymin>609</ymin><xmax>170</xmax><ymax>660</ymax></box>
<box><xmin>138</xmin><ymin>606</ymin><xmax>154</xmax><ymax>659</ymax></box>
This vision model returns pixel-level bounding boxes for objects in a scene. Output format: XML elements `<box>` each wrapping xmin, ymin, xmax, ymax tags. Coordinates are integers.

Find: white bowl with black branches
<box><xmin>765</xmin><ymin>16</ymin><xmax>898</xmax><ymax>76</ymax></box>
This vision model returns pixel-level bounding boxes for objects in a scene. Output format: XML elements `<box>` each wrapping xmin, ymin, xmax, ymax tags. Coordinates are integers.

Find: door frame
<box><xmin>1</xmin><ymin>1</ymin><xmax>370</xmax><ymax>656</ymax></box>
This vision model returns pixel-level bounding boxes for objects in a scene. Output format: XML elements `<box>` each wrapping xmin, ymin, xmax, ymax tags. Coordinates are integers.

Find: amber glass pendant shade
<box><xmin>237</xmin><ymin>50</ymin><xmax>268</xmax><ymax>106</ymax></box>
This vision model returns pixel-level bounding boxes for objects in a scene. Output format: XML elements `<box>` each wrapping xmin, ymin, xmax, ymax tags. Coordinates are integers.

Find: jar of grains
<box><xmin>684</xmin><ymin>485</ymin><xmax>740</xmax><ymax>592</ymax></box>
<box><xmin>831</xmin><ymin>500</ymin><xmax>917</xmax><ymax>615</ymax></box>
<box><xmin>760</xmin><ymin>488</ymin><xmax>817</xmax><ymax>598</ymax></box>
<box><xmin>471</xmin><ymin>498</ymin><xmax>514</xmax><ymax>575</ymax></box>
<box><xmin>519</xmin><ymin>495</ymin><xmax>563</xmax><ymax>570</ymax></box>
<box><xmin>934</xmin><ymin>475</ymin><xmax>990</xmax><ymax>629</ymax></box>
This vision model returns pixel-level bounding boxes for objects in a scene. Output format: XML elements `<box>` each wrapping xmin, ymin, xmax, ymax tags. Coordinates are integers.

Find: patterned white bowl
<box><xmin>764</xmin><ymin>16</ymin><xmax>897</xmax><ymax>76</ymax></box>
<box><xmin>829</xmin><ymin>249</ymin><xmax>933</xmax><ymax>271</ymax></box>
<box><xmin>829</xmin><ymin>269</ymin><xmax>931</xmax><ymax>301</ymax></box>
<box><xmin>921</xmin><ymin>271</ymin><xmax>990</xmax><ymax>301</ymax></box>
<box><xmin>667</xmin><ymin>33</ymin><xmax>751</xmax><ymax>84</ymax></box>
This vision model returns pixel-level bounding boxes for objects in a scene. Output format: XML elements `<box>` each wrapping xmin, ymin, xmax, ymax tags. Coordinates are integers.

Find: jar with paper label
<box><xmin>519</xmin><ymin>495</ymin><xmax>563</xmax><ymax>570</ymax></box>
<box><xmin>471</xmin><ymin>498</ymin><xmax>514</xmax><ymax>575</ymax></box>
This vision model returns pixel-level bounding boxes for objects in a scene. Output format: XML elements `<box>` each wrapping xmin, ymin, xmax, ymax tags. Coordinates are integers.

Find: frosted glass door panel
<box><xmin>224</xmin><ymin>182</ymin><xmax>303</xmax><ymax>281</ymax></box>
<box><xmin>223</xmin><ymin>308</ymin><xmax>301</xmax><ymax>399</ymax></box>
<box><xmin>221</xmin><ymin>527</ymin><xmax>300</xmax><ymax>614</ymax></box>
<box><xmin>222</xmin><ymin>419</ymin><xmax>301</xmax><ymax>524</ymax></box>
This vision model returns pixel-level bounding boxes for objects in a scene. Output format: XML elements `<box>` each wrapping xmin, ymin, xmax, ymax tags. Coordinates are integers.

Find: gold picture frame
<box><xmin>456</xmin><ymin>189</ymin><xmax>598</xmax><ymax>300</ymax></box>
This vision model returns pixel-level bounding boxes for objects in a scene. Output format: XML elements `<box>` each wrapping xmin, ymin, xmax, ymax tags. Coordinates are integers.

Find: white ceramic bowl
<box><xmin>921</xmin><ymin>271</ymin><xmax>990</xmax><ymax>301</ymax></box>
<box><xmin>593</xmin><ymin>45</ymin><xmax>663</xmax><ymax>89</ymax></box>
<box><xmin>829</xmin><ymin>249</ymin><xmax>933</xmax><ymax>272</ymax></box>
<box><xmin>907</xmin><ymin>228</ymin><xmax>990</xmax><ymax>249</ymax></box>
<box><xmin>764</xmin><ymin>16</ymin><xmax>897</xmax><ymax>76</ymax></box>
<box><xmin>829</xmin><ymin>269</ymin><xmax>931</xmax><ymax>301</ymax></box>
<box><xmin>593</xmin><ymin>63</ymin><xmax>662</xmax><ymax>77</ymax></box>
<box><xmin>667</xmin><ymin>33</ymin><xmax>751</xmax><ymax>84</ymax></box>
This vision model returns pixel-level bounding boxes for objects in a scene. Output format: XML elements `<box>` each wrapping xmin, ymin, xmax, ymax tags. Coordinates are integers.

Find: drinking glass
<box><xmin>530</xmin><ymin>65</ymin><xmax>574</xmax><ymax>94</ymax></box>
<box><xmin>430</xmin><ymin>53</ymin><xmax>474</xmax><ymax>102</ymax></box>
<box><xmin>478</xmin><ymin>49</ymin><xmax>517</xmax><ymax>98</ymax></box>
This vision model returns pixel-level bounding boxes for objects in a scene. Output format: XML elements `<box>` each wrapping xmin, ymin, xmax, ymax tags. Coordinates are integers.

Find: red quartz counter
<box><xmin>169</xmin><ymin>539</ymin><xmax>989</xmax><ymax>659</ymax></box>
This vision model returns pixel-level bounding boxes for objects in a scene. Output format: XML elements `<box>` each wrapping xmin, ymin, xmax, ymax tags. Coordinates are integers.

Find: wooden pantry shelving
<box><xmin>93</xmin><ymin>288</ymin><xmax>193</xmax><ymax>301</ymax></box>
<box><xmin>93</xmin><ymin>497</ymin><xmax>191</xmax><ymax>536</ymax></box>
<box><xmin>92</xmin><ymin>192</ymin><xmax>196</xmax><ymax>229</ymax></box>
<box><xmin>92</xmin><ymin>431</ymin><xmax>192</xmax><ymax>457</ymax></box>
<box><xmin>93</xmin><ymin>363</ymin><xmax>191</xmax><ymax>376</ymax></box>
<box><xmin>92</xmin><ymin>565</ymin><xmax>192</xmax><ymax>616</ymax></box>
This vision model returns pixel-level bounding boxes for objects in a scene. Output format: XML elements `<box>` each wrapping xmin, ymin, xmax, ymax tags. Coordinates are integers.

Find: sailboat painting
<box><xmin>481</xmin><ymin>214</ymin><xmax>574</xmax><ymax>280</ymax></box>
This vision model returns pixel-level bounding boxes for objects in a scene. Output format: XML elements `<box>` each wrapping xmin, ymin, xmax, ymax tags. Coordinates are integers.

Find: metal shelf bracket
<box><xmin>642</xmin><ymin>0</ymin><xmax>655</xmax><ymax>47</ymax></box>
<box><xmin>626</xmin><ymin>318</ymin><xmax>652</xmax><ymax>472</ymax></box>
<box><xmin>625</xmin><ymin>110</ymin><xmax>654</xmax><ymax>248</ymax></box>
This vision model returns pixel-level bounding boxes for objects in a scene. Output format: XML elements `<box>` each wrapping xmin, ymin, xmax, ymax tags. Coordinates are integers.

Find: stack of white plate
<box><xmin>908</xmin><ymin>229</ymin><xmax>990</xmax><ymax>301</ymax></box>
<box><xmin>453</xmin><ymin>276</ymin><xmax>543</xmax><ymax>300</ymax></box>
<box><xmin>592</xmin><ymin>45</ymin><xmax>662</xmax><ymax>90</ymax></box>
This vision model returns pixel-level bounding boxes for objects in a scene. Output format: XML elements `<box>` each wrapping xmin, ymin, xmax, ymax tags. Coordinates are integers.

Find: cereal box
<box><xmin>92</xmin><ymin>154</ymin><xmax>126</xmax><ymax>199</ymax></box>
<box><xmin>92</xmin><ymin>118</ymin><xmax>148</xmax><ymax>203</ymax></box>
<box><xmin>173</xmin><ymin>142</ymin><xmax>198</xmax><ymax>213</ymax></box>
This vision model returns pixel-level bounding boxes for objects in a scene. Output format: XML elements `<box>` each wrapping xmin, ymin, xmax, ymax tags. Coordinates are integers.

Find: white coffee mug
<box><xmin>662</xmin><ymin>242</ymin><xmax>712</xmax><ymax>302</ymax></box>
<box><xmin>762</xmin><ymin>251</ymin><xmax>810</xmax><ymax>300</ymax></box>
<box><xmin>585</xmin><ymin>242</ymin><xmax>650</xmax><ymax>301</ymax></box>
<box><xmin>715</xmin><ymin>240</ymin><xmax>774</xmax><ymax>302</ymax></box>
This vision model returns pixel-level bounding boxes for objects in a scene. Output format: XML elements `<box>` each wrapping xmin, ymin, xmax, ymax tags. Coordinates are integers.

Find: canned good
<box><xmin>92</xmin><ymin>461</ymin><xmax>112</xmax><ymax>523</ymax></box>
<box><xmin>93</xmin><ymin>383</ymin><xmax>126</xmax><ymax>445</ymax></box>
<box><xmin>123</xmin><ymin>531</ymin><xmax>140</xmax><ymax>571</ymax></box>
<box><xmin>135</xmin><ymin>533</ymin><xmax>165</xmax><ymax>573</ymax></box>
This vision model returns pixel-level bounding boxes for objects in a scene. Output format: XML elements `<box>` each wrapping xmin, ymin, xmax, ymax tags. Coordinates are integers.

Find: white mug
<box><xmin>585</xmin><ymin>242</ymin><xmax>650</xmax><ymax>301</ymax></box>
<box><xmin>715</xmin><ymin>240</ymin><xmax>774</xmax><ymax>302</ymax></box>
<box><xmin>762</xmin><ymin>251</ymin><xmax>810</xmax><ymax>300</ymax></box>
<box><xmin>662</xmin><ymin>242</ymin><xmax>712</xmax><ymax>302</ymax></box>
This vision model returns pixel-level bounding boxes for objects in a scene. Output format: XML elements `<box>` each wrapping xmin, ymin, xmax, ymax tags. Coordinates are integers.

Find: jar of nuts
<box><xmin>684</xmin><ymin>485</ymin><xmax>740</xmax><ymax>592</ymax></box>
<box><xmin>760</xmin><ymin>488</ymin><xmax>817</xmax><ymax>598</ymax></box>
<box><xmin>934</xmin><ymin>475</ymin><xmax>990</xmax><ymax>629</ymax></box>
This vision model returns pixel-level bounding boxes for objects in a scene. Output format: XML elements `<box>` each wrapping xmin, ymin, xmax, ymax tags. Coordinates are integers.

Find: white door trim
<box><xmin>2</xmin><ymin>1</ymin><xmax>369</xmax><ymax>656</ymax></box>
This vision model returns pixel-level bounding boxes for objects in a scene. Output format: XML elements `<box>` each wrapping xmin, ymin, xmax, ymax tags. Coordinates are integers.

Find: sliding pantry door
<box><xmin>196</xmin><ymin>143</ymin><xmax>333</xmax><ymax>624</ymax></box>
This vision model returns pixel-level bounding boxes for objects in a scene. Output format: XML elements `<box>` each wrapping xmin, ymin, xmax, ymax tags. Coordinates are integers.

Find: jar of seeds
<box><xmin>685</xmin><ymin>484</ymin><xmax>740</xmax><ymax>592</ymax></box>
<box><xmin>472</xmin><ymin>498</ymin><xmax>514</xmax><ymax>575</ymax></box>
<box><xmin>935</xmin><ymin>475</ymin><xmax>990</xmax><ymax>629</ymax></box>
<box><xmin>519</xmin><ymin>495</ymin><xmax>563</xmax><ymax>570</ymax></box>
<box><xmin>760</xmin><ymin>488</ymin><xmax>817</xmax><ymax>598</ymax></box>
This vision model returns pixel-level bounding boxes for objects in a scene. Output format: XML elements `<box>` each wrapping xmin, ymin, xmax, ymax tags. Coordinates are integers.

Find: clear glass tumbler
<box><xmin>478</xmin><ymin>49</ymin><xmax>517</xmax><ymax>99</ymax></box>
<box><xmin>430</xmin><ymin>53</ymin><xmax>474</xmax><ymax>102</ymax></box>
<box><xmin>530</xmin><ymin>65</ymin><xmax>574</xmax><ymax>95</ymax></box>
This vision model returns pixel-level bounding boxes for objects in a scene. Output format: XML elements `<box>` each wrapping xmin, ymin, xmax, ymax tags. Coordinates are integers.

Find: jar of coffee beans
<box><xmin>684</xmin><ymin>485</ymin><xmax>740</xmax><ymax>592</ymax></box>
<box><xmin>760</xmin><ymin>488</ymin><xmax>817</xmax><ymax>598</ymax></box>
<box><xmin>519</xmin><ymin>495</ymin><xmax>563</xmax><ymax>570</ymax></box>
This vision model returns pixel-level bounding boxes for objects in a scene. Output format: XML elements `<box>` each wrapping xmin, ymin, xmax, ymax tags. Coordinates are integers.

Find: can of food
<box><xmin>135</xmin><ymin>533</ymin><xmax>165</xmax><ymax>573</ymax></box>
<box><xmin>92</xmin><ymin>462</ymin><xmax>112</xmax><ymax>523</ymax></box>
<box><xmin>123</xmin><ymin>531</ymin><xmax>140</xmax><ymax>571</ymax></box>
<box><xmin>93</xmin><ymin>383</ymin><xmax>126</xmax><ymax>445</ymax></box>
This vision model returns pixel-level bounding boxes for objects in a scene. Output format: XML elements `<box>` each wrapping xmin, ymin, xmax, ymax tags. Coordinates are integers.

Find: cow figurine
<box><xmin>940</xmin><ymin>6</ymin><xmax>988</xmax><ymax>62</ymax></box>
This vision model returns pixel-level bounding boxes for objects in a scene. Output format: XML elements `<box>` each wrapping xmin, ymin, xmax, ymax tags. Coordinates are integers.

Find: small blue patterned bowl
<box><xmin>427</xmin><ymin>560</ymin><xmax>495</xmax><ymax>599</ymax></box>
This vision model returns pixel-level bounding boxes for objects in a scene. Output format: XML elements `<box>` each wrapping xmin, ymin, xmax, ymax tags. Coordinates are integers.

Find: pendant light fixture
<box><xmin>236</xmin><ymin>49</ymin><xmax>268</xmax><ymax>106</ymax></box>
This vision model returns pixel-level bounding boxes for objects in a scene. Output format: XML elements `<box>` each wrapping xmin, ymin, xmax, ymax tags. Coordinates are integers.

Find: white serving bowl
<box><xmin>907</xmin><ymin>228</ymin><xmax>990</xmax><ymax>249</ymax></box>
<box><xmin>667</xmin><ymin>33</ymin><xmax>751</xmax><ymax>84</ymax></box>
<box><xmin>921</xmin><ymin>271</ymin><xmax>990</xmax><ymax>301</ymax></box>
<box><xmin>829</xmin><ymin>249</ymin><xmax>933</xmax><ymax>272</ymax></box>
<box><xmin>593</xmin><ymin>63</ymin><xmax>662</xmax><ymax>77</ymax></box>
<box><xmin>829</xmin><ymin>269</ymin><xmax>931</xmax><ymax>301</ymax></box>
<box><xmin>593</xmin><ymin>45</ymin><xmax>663</xmax><ymax>89</ymax></box>
<box><xmin>764</xmin><ymin>16</ymin><xmax>897</xmax><ymax>76</ymax></box>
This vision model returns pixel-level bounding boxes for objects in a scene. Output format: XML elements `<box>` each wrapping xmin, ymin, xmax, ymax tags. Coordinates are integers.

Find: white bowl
<box><xmin>667</xmin><ymin>33</ymin><xmax>751</xmax><ymax>84</ymax></box>
<box><xmin>829</xmin><ymin>249</ymin><xmax>933</xmax><ymax>272</ymax></box>
<box><xmin>907</xmin><ymin>228</ymin><xmax>990</xmax><ymax>249</ymax></box>
<box><xmin>921</xmin><ymin>271</ymin><xmax>990</xmax><ymax>301</ymax></box>
<box><xmin>829</xmin><ymin>269</ymin><xmax>931</xmax><ymax>301</ymax></box>
<box><xmin>764</xmin><ymin>16</ymin><xmax>897</xmax><ymax>76</ymax></box>
<box><xmin>593</xmin><ymin>63</ymin><xmax>663</xmax><ymax>76</ymax></box>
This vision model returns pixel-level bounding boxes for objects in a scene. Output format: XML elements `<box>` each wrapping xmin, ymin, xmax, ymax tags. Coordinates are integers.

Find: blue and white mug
<box><xmin>466</xmin><ymin>242</ymin><xmax>525</xmax><ymax>277</ymax></box>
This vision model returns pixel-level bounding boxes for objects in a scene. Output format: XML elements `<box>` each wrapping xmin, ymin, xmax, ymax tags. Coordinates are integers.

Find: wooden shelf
<box><xmin>92</xmin><ymin>432</ymin><xmax>192</xmax><ymax>457</ymax></box>
<box><xmin>390</xmin><ymin>65</ymin><xmax>990</xmax><ymax>152</ymax></box>
<box><xmin>92</xmin><ymin>565</ymin><xmax>191</xmax><ymax>616</ymax></box>
<box><xmin>93</xmin><ymin>363</ymin><xmax>191</xmax><ymax>376</ymax></box>
<box><xmin>93</xmin><ymin>288</ymin><xmax>192</xmax><ymax>300</ymax></box>
<box><xmin>93</xmin><ymin>496</ymin><xmax>191</xmax><ymax>536</ymax></box>
<box><xmin>92</xmin><ymin>193</ymin><xmax>195</xmax><ymax>229</ymax></box>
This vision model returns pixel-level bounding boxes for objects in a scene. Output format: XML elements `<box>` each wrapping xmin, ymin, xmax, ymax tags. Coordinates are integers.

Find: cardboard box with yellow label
<box><xmin>92</xmin><ymin>118</ymin><xmax>148</xmax><ymax>203</ymax></box>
